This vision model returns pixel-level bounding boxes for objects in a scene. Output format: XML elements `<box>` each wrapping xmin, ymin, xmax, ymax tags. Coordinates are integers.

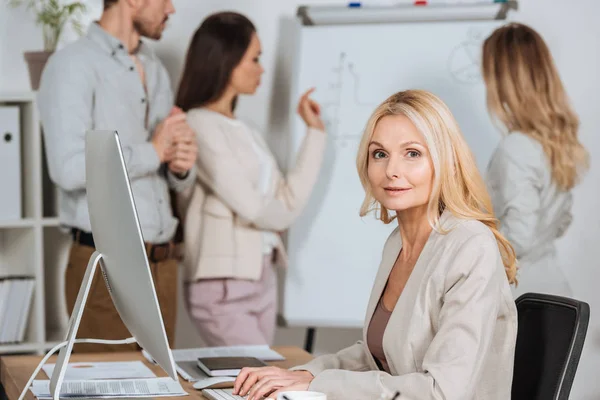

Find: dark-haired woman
<box><xmin>176</xmin><ymin>12</ymin><xmax>326</xmax><ymax>346</ymax></box>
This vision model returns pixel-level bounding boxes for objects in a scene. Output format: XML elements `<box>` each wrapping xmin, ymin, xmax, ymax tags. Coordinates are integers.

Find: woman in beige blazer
<box><xmin>174</xmin><ymin>12</ymin><xmax>326</xmax><ymax>346</ymax></box>
<box><xmin>232</xmin><ymin>90</ymin><xmax>518</xmax><ymax>400</ymax></box>
<box><xmin>482</xmin><ymin>23</ymin><xmax>588</xmax><ymax>298</ymax></box>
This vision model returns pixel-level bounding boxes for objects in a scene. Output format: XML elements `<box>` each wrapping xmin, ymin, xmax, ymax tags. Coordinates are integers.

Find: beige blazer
<box><xmin>294</xmin><ymin>212</ymin><xmax>517</xmax><ymax>400</ymax></box>
<box><xmin>179</xmin><ymin>108</ymin><xmax>326</xmax><ymax>282</ymax></box>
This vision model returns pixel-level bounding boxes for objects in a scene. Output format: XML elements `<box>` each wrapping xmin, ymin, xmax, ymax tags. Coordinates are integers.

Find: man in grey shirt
<box><xmin>38</xmin><ymin>0</ymin><xmax>197</xmax><ymax>352</ymax></box>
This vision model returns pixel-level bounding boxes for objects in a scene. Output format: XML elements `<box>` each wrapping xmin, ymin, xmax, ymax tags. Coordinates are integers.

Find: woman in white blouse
<box><xmin>232</xmin><ymin>90</ymin><xmax>518</xmax><ymax>400</ymax></box>
<box><xmin>174</xmin><ymin>12</ymin><xmax>326</xmax><ymax>346</ymax></box>
<box><xmin>482</xmin><ymin>23</ymin><xmax>589</xmax><ymax>297</ymax></box>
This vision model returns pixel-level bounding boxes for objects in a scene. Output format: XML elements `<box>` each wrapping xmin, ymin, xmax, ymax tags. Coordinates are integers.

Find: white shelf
<box><xmin>0</xmin><ymin>342</ymin><xmax>41</xmax><ymax>354</ymax></box>
<box><xmin>0</xmin><ymin>92</ymin><xmax>75</xmax><ymax>355</ymax></box>
<box><xmin>41</xmin><ymin>218</ymin><xmax>60</xmax><ymax>227</ymax></box>
<box><xmin>0</xmin><ymin>218</ymin><xmax>36</xmax><ymax>228</ymax></box>
<box><xmin>0</xmin><ymin>340</ymin><xmax>64</xmax><ymax>355</ymax></box>
<box><xmin>0</xmin><ymin>218</ymin><xmax>61</xmax><ymax>228</ymax></box>
<box><xmin>0</xmin><ymin>91</ymin><xmax>36</xmax><ymax>102</ymax></box>
<box><xmin>0</xmin><ymin>92</ymin><xmax>47</xmax><ymax>354</ymax></box>
<box><xmin>39</xmin><ymin>340</ymin><xmax>62</xmax><ymax>351</ymax></box>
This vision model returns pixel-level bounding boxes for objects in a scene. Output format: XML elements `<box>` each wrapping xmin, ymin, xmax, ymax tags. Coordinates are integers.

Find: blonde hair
<box><xmin>482</xmin><ymin>23</ymin><xmax>588</xmax><ymax>191</ymax></box>
<box><xmin>356</xmin><ymin>90</ymin><xmax>517</xmax><ymax>284</ymax></box>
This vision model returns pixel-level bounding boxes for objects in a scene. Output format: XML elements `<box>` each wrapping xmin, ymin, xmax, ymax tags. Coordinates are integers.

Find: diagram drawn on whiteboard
<box><xmin>319</xmin><ymin>52</ymin><xmax>377</xmax><ymax>147</ymax></box>
<box><xmin>448</xmin><ymin>27</ymin><xmax>487</xmax><ymax>85</ymax></box>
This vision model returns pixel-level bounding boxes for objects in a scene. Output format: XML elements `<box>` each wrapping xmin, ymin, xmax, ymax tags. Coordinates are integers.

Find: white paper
<box><xmin>172</xmin><ymin>345</ymin><xmax>284</xmax><ymax>361</ymax></box>
<box><xmin>144</xmin><ymin>345</ymin><xmax>285</xmax><ymax>364</ymax></box>
<box><xmin>173</xmin><ymin>361</ymin><xmax>209</xmax><ymax>382</ymax></box>
<box><xmin>30</xmin><ymin>378</ymin><xmax>187</xmax><ymax>399</ymax></box>
<box><xmin>42</xmin><ymin>362</ymin><xmax>156</xmax><ymax>380</ymax></box>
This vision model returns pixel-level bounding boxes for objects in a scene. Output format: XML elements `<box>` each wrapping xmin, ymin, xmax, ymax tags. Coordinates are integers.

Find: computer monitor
<box><xmin>50</xmin><ymin>130</ymin><xmax>177</xmax><ymax>399</ymax></box>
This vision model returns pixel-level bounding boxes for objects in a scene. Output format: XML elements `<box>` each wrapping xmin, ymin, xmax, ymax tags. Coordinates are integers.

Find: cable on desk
<box><xmin>18</xmin><ymin>337</ymin><xmax>137</xmax><ymax>400</ymax></box>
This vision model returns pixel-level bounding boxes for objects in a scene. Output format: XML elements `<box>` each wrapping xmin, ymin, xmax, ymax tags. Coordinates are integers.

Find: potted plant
<box><xmin>8</xmin><ymin>0</ymin><xmax>86</xmax><ymax>90</ymax></box>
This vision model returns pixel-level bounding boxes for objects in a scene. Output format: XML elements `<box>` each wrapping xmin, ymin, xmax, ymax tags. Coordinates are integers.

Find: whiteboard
<box><xmin>283</xmin><ymin>20</ymin><xmax>503</xmax><ymax>328</ymax></box>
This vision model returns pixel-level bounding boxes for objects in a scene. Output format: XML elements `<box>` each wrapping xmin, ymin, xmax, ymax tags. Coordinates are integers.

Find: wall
<box><xmin>1</xmin><ymin>1</ymin><xmax>599</xmax><ymax>398</ymax></box>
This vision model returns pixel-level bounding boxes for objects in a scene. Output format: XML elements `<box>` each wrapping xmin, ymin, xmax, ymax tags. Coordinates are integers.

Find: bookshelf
<box><xmin>0</xmin><ymin>92</ymin><xmax>71</xmax><ymax>354</ymax></box>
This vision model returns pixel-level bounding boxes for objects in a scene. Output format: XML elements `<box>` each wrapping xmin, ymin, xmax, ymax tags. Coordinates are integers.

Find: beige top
<box><xmin>200</xmin><ymin>109</ymin><xmax>280</xmax><ymax>255</ymax></box>
<box><xmin>366</xmin><ymin>298</ymin><xmax>392</xmax><ymax>373</ymax></box>
<box><xmin>292</xmin><ymin>211</ymin><xmax>517</xmax><ymax>400</ymax></box>
<box><xmin>178</xmin><ymin>108</ymin><xmax>326</xmax><ymax>282</ymax></box>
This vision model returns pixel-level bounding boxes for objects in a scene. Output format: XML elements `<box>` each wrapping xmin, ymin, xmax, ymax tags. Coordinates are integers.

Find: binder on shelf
<box><xmin>0</xmin><ymin>276</ymin><xmax>35</xmax><ymax>344</ymax></box>
<box><xmin>0</xmin><ymin>106</ymin><xmax>22</xmax><ymax>221</ymax></box>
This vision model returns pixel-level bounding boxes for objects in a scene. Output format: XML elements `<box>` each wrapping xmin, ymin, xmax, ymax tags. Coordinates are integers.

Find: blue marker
<box><xmin>348</xmin><ymin>2</ymin><xmax>361</xmax><ymax>7</ymax></box>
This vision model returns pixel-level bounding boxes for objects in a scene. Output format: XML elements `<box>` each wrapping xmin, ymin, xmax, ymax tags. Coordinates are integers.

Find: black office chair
<box><xmin>512</xmin><ymin>293</ymin><xmax>590</xmax><ymax>400</ymax></box>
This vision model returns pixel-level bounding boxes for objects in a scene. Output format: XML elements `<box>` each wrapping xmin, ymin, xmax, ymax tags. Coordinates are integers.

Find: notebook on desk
<box><xmin>197</xmin><ymin>357</ymin><xmax>267</xmax><ymax>377</ymax></box>
<box><xmin>143</xmin><ymin>346</ymin><xmax>284</xmax><ymax>382</ymax></box>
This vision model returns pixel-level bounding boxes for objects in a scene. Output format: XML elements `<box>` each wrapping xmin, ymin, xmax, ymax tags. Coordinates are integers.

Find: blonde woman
<box><xmin>483</xmin><ymin>23</ymin><xmax>588</xmax><ymax>298</ymax></box>
<box><xmin>231</xmin><ymin>90</ymin><xmax>518</xmax><ymax>400</ymax></box>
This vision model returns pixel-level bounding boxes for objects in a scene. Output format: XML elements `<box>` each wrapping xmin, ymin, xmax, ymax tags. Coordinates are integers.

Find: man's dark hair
<box><xmin>104</xmin><ymin>0</ymin><xmax>118</xmax><ymax>10</ymax></box>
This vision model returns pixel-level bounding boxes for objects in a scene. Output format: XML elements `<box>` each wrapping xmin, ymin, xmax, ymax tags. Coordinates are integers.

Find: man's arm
<box><xmin>38</xmin><ymin>53</ymin><xmax>94</xmax><ymax>192</ymax></box>
<box><xmin>167</xmin><ymin>166</ymin><xmax>196</xmax><ymax>192</ymax></box>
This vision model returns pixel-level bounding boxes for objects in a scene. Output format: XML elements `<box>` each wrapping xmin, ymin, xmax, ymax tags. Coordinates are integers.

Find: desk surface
<box><xmin>0</xmin><ymin>347</ymin><xmax>313</xmax><ymax>400</ymax></box>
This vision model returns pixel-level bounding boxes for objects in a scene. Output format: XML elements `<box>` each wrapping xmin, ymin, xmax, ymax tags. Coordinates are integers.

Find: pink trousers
<box><xmin>185</xmin><ymin>256</ymin><xmax>277</xmax><ymax>346</ymax></box>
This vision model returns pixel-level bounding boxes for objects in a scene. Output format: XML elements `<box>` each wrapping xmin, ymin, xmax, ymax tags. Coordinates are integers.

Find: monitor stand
<box><xmin>48</xmin><ymin>251</ymin><xmax>137</xmax><ymax>400</ymax></box>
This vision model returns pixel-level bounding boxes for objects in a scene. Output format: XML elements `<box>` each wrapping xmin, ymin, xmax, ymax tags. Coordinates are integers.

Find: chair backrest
<box><xmin>512</xmin><ymin>293</ymin><xmax>590</xmax><ymax>400</ymax></box>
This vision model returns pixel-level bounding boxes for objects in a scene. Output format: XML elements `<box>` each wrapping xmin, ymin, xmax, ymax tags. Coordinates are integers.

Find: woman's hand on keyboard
<box><xmin>233</xmin><ymin>366</ymin><xmax>314</xmax><ymax>400</ymax></box>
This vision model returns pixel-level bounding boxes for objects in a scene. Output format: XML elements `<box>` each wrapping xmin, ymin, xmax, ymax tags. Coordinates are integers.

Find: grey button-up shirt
<box><xmin>38</xmin><ymin>23</ymin><xmax>194</xmax><ymax>243</ymax></box>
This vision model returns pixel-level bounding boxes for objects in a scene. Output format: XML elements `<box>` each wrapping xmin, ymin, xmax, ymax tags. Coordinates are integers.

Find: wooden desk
<box><xmin>0</xmin><ymin>347</ymin><xmax>313</xmax><ymax>400</ymax></box>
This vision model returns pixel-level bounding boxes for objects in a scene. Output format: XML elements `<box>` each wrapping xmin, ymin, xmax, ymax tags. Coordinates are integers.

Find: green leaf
<box><xmin>7</xmin><ymin>0</ymin><xmax>88</xmax><ymax>40</ymax></box>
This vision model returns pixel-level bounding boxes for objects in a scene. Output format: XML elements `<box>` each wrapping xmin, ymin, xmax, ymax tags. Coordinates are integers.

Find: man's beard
<box><xmin>133</xmin><ymin>17</ymin><xmax>166</xmax><ymax>40</ymax></box>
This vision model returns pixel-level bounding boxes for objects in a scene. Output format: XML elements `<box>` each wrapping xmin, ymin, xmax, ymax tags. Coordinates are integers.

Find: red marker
<box><xmin>415</xmin><ymin>0</ymin><xmax>427</xmax><ymax>5</ymax></box>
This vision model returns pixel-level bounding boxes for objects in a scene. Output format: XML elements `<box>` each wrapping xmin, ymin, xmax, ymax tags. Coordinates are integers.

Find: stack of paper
<box><xmin>0</xmin><ymin>276</ymin><xmax>35</xmax><ymax>343</ymax></box>
<box><xmin>30</xmin><ymin>378</ymin><xmax>187</xmax><ymax>399</ymax></box>
<box><xmin>42</xmin><ymin>362</ymin><xmax>156</xmax><ymax>380</ymax></box>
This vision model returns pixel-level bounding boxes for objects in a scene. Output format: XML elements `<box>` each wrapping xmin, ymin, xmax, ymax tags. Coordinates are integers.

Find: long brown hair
<box><xmin>482</xmin><ymin>23</ymin><xmax>588</xmax><ymax>190</ymax></box>
<box><xmin>356</xmin><ymin>90</ymin><xmax>517</xmax><ymax>284</ymax></box>
<box><xmin>175</xmin><ymin>12</ymin><xmax>255</xmax><ymax>112</ymax></box>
